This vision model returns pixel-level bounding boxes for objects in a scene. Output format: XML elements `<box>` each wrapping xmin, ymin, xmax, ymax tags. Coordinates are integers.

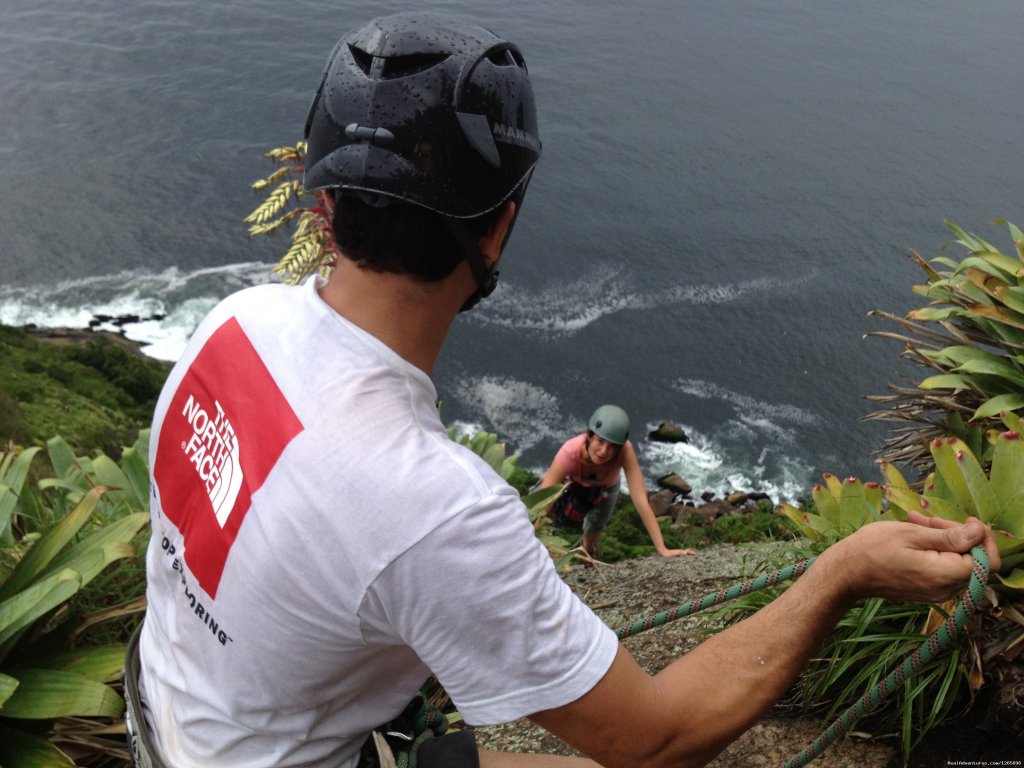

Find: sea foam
<box><xmin>1</xmin><ymin>262</ymin><xmax>275</xmax><ymax>361</ymax></box>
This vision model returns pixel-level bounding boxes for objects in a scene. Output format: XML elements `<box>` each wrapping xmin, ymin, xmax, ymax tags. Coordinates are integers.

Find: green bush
<box><xmin>0</xmin><ymin>326</ymin><xmax>168</xmax><ymax>458</ymax></box>
<box><xmin>506</xmin><ymin>466</ymin><xmax>539</xmax><ymax>498</ymax></box>
<box><xmin>67</xmin><ymin>341</ymin><xmax>167</xmax><ymax>415</ymax></box>
<box><xmin>0</xmin><ymin>391</ymin><xmax>32</xmax><ymax>447</ymax></box>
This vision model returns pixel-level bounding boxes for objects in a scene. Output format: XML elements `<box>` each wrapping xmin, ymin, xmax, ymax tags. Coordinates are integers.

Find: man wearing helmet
<box><xmin>129</xmin><ymin>11</ymin><xmax>1000</xmax><ymax>768</ymax></box>
<box><xmin>540</xmin><ymin>405</ymin><xmax>696</xmax><ymax>559</ymax></box>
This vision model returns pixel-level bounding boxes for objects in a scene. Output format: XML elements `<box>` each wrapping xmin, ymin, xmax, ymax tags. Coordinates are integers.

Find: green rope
<box><xmin>379</xmin><ymin>685</ymin><xmax>450</xmax><ymax>768</ymax></box>
<box><xmin>781</xmin><ymin>545</ymin><xmax>989</xmax><ymax>768</ymax></box>
<box><xmin>613</xmin><ymin>557</ymin><xmax>816</xmax><ymax>640</ymax></box>
<box><xmin>609</xmin><ymin>545</ymin><xmax>990</xmax><ymax>768</ymax></box>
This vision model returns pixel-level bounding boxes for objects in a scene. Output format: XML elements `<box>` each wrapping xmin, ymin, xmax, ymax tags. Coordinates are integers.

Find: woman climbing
<box><xmin>540</xmin><ymin>404</ymin><xmax>696</xmax><ymax>559</ymax></box>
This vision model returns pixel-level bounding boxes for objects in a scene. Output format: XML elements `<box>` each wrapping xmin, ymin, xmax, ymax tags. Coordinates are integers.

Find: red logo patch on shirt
<box><xmin>154</xmin><ymin>317</ymin><xmax>303</xmax><ymax>598</ymax></box>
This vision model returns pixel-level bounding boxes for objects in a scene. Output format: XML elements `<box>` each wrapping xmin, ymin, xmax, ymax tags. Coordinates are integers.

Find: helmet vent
<box><xmin>485</xmin><ymin>47</ymin><xmax>524</xmax><ymax>68</ymax></box>
<box><xmin>381</xmin><ymin>53</ymin><xmax>449</xmax><ymax>79</ymax></box>
<box><xmin>349</xmin><ymin>45</ymin><xmax>450</xmax><ymax>80</ymax></box>
<box><xmin>349</xmin><ymin>45</ymin><xmax>374</xmax><ymax>75</ymax></box>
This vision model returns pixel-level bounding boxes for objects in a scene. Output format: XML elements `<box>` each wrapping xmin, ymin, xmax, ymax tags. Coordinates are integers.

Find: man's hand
<box><xmin>825</xmin><ymin>514</ymin><xmax>1000</xmax><ymax>605</ymax></box>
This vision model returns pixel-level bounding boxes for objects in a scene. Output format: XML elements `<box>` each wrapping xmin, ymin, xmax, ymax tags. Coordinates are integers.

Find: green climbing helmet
<box><xmin>588</xmin><ymin>405</ymin><xmax>629</xmax><ymax>445</ymax></box>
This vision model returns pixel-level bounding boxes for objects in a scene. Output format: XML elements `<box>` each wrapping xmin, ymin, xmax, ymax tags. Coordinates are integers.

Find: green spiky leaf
<box><xmin>929</xmin><ymin>437</ymin><xmax>999</xmax><ymax>521</ymax></box>
<box><xmin>974</xmin><ymin>394</ymin><xmax>1024</xmax><ymax>420</ymax></box>
<box><xmin>0</xmin><ymin>722</ymin><xmax>75</xmax><ymax>768</ymax></box>
<box><xmin>0</xmin><ymin>667</ymin><xmax>124</xmax><ymax>718</ymax></box>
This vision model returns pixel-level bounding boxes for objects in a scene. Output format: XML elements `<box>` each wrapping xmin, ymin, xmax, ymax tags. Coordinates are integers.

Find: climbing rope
<box><xmin>395</xmin><ymin>698</ymin><xmax>448</xmax><ymax>768</ymax></box>
<box><xmin>781</xmin><ymin>545</ymin><xmax>989</xmax><ymax>768</ymax></box>
<box><xmin>613</xmin><ymin>557</ymin><xmax>816</xmax><ymax>640</ymax></box>
<box><xmin>373</xmin><ymin>684</ymin><xmax>450</xmax><ymax>768</ymax></box>
<box><xmin>609</xmin><ymin>545</ymin><xmax>990</xmax><ymax>768</ymax></box>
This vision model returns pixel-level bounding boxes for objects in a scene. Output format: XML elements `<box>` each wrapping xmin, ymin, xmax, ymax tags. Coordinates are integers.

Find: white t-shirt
<box><xmin>139</xmin><ymin>278</ymin><xmax>619</xmax><ymax>767</ymax></box>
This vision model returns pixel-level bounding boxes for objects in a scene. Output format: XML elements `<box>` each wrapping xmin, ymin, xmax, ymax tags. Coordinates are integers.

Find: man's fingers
<box><xmin>905</xmin><ymin>512</ymin><xmax>1002</xmax><ymax>572</ymax></box>
<box><xmin>906</xmin><ymin>510</ymin><xmax>957</xmax><ymax>529</ymax></box>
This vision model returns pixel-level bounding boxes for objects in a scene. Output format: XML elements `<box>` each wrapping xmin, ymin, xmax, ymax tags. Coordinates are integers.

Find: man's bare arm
<box><xmin>529</xmin><ymin>517</ymin><xmax>999</xmax><ymax>768</ymax></box>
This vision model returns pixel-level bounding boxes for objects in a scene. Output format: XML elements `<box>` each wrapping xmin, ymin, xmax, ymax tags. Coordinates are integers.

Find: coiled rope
<box><xmin>374</xmin><ymin>685</ymin><xmax>450</xmax><ymax>768</ymax></box>
<box><xmin>610</xmin><ymin>545</ymin><xmax>990</xmax><ymax>768</ymax></box>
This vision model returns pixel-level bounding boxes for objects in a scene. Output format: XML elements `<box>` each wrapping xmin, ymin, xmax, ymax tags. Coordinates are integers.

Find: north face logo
<box><xmin>181</xmin><ymin>395</ymin><xmax>242</xmax><ymax>528</ymax></box>
<box><xmin>154</xmin><ymin>317</ymin><xmax>303</xmax><ymax>598</ymax></box>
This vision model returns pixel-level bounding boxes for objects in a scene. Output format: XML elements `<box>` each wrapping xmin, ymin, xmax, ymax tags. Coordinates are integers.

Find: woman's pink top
<box><xmin>553</xmin><ymin>433</ymin><xmax>629</xmax><ymax>488</ymax></box>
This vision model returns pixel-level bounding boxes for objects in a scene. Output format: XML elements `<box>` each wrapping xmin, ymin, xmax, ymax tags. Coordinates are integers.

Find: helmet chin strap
<box><xmin>442</xmin><ymin>218</ymin><xmax>500</xmax><ymax>313</ymax></box>
<box><xmin>443</xmin><ymin>181</ymin><xmax>530</xmax><ymax>312</ymax></box>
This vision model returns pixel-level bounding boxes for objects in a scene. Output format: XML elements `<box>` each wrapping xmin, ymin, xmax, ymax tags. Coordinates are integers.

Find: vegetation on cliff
<box><xmin>0</xmin><ymin>326</ymin><xmax>168</xmax><ymax>459</ymax></box>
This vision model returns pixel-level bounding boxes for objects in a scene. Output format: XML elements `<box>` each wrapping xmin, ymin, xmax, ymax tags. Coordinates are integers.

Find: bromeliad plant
<box><xmin>866</xmin><ymin>219</ymin><xmax>1024</xmax><ymax>475</ymax></box>
<box><xmin>766</xmin><ymin>220</ymin><xmax>1024</xmax><ymax>753</ymax></box>
<box><xmin>245</xmin><ymin>142</ymin><xmax>339</xmax><ymax>285</ymax></box>
<box><xmin>771</xmin><ymin>414</ymin><xmax>1024</xmax><ymax>757</ymax></box>
<box><xmin>775</xmin><ymin>419</ymin><xmax>1024</xmax><ymax>757</ymax></box>
<box><xmin>863</xmin><ymin>220</ymin><xmax>1024</xmax><ymax>740</ymax></box>
<box><xmin>765</xmin><ymin>223</ymin><xmax>1024</xmax><ymax>756</ymax></box>
<box><xmin>0</xmin><ymin>434</ymin><xmax>150</xmax><ymax>768</ymax></box>
<box><xmin>773</xmin><ymin>472</ymin><xmax>973</xmax><ymax>756</ymax></box>
<box><xmin>882</xmin><ymin>414</ymin><xmax>1024</xmax><ymax>746</ymax></box>
<box><xmin>777</xmin><ymin>473</ymin><xmax>901</xmax><ymax>543</ymax></box>
<box><xmin>884</xmin><ymin>412</ymin><xmax>1024</xmax><ymax>584</ymax></box>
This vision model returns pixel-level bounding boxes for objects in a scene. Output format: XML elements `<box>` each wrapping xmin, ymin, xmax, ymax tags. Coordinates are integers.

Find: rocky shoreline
<box><xmin>19</xmin><ymin>322</ymin><xmax>167</xmax><ymax>361</ymax></box>
<box><xmin>645</xmin><ymin>421</ymin><xmax>792</xmax><ymax>520</ymax></box>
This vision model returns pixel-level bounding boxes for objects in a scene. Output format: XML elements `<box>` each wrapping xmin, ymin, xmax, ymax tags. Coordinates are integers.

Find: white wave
<box><xmin>672</xmin><ymin>379</ymin><xmax>820</xmax><ymax>429</ymax></box>
<box><xmin>636</xmin><ymin>379</ymin><xmax>822</xmax><ymax>501</ymax></box>
<box><xmin>1</xmin><ymin>262</ymin><xmax>276</xmax><ymax>361</ymax></box>
<box><xmin>473</xmin><ymin>265</ymin><xmax>817</xmax><ymax>336</ymax></box>
<box><xmin>475</xmin><ymin>265</ymin><xmax>638</xmax><ymax>334</ymax></box>
<box><xmin>451</xmin><ymin>375</ymin><xmax>577</xmax><ymax>458</ymax></box>
<box><xmin>641</xmin><ymin>429</ymin><xmax>813</xmax><ymax>504</ymax></box>
<box><xmin>128</xmin><ymin>297</ymin><xmax>222</xmax><ymax>361</ymax></box>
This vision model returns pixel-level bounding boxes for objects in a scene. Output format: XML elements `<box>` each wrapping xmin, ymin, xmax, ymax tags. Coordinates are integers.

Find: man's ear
<box><xmin>477</xmin><ymin>201</ymin><xmax>516</xmax><ymax>266</ymax></box>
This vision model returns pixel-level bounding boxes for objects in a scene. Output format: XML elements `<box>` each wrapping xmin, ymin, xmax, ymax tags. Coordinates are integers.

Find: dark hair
<box><xmin>331</xmin><ymin>195</ymin><xmax>497</xmax><ymax>282</ymax></box>
<box><xmin>584</xmin><ymin>431</ymin><xmax>623</xmax><ymax>455</ymax></box>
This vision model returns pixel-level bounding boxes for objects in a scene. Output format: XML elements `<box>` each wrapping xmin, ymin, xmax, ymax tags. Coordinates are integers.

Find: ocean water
<box><xmin>2</xmin><ymin>0</ymin><xmax>1022</xmax><ymax>501</ymax></box>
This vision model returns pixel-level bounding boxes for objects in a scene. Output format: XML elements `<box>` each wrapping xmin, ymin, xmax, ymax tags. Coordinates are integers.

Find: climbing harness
<box><xmin>123</xmin><ymin>625</ymin><xmax>169</xmax><ymax>768</ymax></box>
<box><xmin>552</xmin><ymin>482</ymin><xmax>611</xmax><ymax>528</ymax></box>
<box><xmin>610</xmin><ymin>545</ymin><xmax>991</xmax><ymax>768</ymax></box>
<box><xmin>363</xmin><ymin>684</ymin><xmax>452</xmax><ymax>768</ymax></box>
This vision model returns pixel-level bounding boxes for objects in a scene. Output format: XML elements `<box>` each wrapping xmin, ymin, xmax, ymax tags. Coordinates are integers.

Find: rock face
<box><xmin>647</xmin><ymin>488</ymin><xmax>677</xmax><ymax>517</ymax></box>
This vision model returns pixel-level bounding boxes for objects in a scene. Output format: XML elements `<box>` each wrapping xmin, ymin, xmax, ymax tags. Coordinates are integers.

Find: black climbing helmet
<box><xmin>303</xmin><ymin>12</ymin><xmax>542</xmax><ymax>219</ymax></box>
<box><xmin>588</xmin><ymin>405</ymin><xmax>630</xmax><ymax>445</ymax></box>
